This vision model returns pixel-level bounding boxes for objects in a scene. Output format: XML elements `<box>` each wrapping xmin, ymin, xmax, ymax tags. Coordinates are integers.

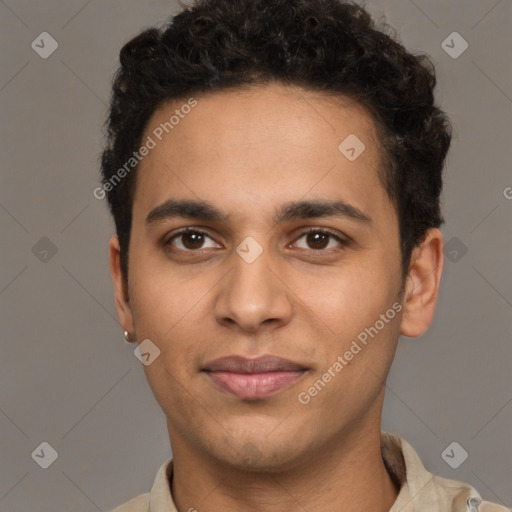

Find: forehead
<box><xmin>132</xmin><ymin>83</ymin><xmax>393</xmax><ymax>226</ymax></box>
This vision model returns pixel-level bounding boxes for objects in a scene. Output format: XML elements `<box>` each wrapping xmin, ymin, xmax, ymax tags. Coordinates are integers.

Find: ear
<box><xmin>109</xmin><ymin>234</ymin><xmax>136</xmax><ymax>341</ymax></box>
<box><xmin>400</xmin><ymin>228</ymin><xmax>444</xmax><ymax>338</ymax></box>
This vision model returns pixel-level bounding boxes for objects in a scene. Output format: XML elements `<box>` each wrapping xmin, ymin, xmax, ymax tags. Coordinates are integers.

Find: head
<box><xmin>102</xmin><ymin>0</ymin><xmax>450</xmax><ymax>470</ymax></box>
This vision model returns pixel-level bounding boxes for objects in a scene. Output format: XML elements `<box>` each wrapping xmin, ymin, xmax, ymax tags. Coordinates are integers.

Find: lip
<box><xmin>202</xmin><ymin>355</ymin><xmax>308</xmax><ymax>400</ymax></box>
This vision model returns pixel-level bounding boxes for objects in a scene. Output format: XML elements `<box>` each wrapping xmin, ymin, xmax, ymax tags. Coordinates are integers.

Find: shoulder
<box><xmin>433</xmin><ymin>475</ymin><xmax>511</xmax><ymax>512</ymax></box>
<box><xmin>106</xmin><ymin>457</ymin><xmax>174</xmax><ymax>512</ymax></box>
<box><xmin>383</xmin><ymin>433</ymin><xmax>510</xmax><ymax>512</ymax></box>
<box><xmin>431</xmin><ymin>473</ymin><xmax>511</xmax><ymax>512</ymax></box>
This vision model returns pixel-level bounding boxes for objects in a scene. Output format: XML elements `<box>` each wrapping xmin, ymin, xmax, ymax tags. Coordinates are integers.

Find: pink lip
<box><xmin>203</xmin><ymin>355</ymin><xmax>308</xmax><ymax>400</ymax></box>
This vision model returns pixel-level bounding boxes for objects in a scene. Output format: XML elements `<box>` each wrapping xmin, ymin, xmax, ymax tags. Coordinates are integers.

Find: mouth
<box><xmin>202</xmin><ymin>355</ymin><xmax>308</xmax><ymax>400</ymax></box>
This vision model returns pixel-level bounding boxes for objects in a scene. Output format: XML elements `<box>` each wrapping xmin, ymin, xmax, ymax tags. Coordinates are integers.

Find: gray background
<box><xmin>1</xmin><ymin>0</ymin><xmax>511</xmax><ymax>510</ymax></box>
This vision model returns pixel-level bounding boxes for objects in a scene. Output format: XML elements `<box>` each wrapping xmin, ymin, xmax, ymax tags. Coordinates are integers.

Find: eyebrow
<box><xmin>273</xmin><ymin>199</ymin><xmax>371</xmax><ymax>225</ymax></box>
<box><xmin>146</xmin><ymin>199</ymin><xmax>225</xmax><ymax>224</ymax></box>
<box><xmin>145</xmin><ymin>198</ymin><xmax>371</xmax><ymax>225</ymax></box>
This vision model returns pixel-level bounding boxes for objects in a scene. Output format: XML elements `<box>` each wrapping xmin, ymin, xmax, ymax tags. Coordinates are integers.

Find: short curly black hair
<box><xmin>100</xmin><ymin>0</ymin><xmax>452</xmax><ymax>281</ymax></box>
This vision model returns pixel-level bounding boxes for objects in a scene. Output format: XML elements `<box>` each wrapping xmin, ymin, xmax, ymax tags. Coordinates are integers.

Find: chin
<box><xmin>210</xmin><ymin>433</ymin><xmax>311</xmax><ymax>473</ymax></box>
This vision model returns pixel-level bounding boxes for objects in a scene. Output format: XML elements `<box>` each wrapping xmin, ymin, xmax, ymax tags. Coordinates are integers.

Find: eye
<box><xmin>292</xmin><ymin>228</ymin><xmax>347</xmax><ymax>251</ymax></box>
<box><xmin>165</xmin><ymin>228</ymin><xmax>220</xmax><ymax>251</ymax></box>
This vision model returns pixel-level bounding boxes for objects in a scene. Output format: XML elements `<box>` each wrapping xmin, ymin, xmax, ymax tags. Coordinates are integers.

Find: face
<box><xmin>113</xmin><ymin>83</ymin><xmax>411</xmax><ymax>470</ymax></box>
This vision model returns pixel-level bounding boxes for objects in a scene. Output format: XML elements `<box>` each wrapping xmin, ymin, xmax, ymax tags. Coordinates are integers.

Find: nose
<box><xmin>214</xmin><ymin>244</ymin><xmax>294</xmax><ymax>333</ymax></box>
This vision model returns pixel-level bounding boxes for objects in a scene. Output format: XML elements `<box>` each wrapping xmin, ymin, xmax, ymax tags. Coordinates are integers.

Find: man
<box><xmin>100</xmin><ymin>0</ymin><xmax>510</xmax><ymax>510</ymax></box>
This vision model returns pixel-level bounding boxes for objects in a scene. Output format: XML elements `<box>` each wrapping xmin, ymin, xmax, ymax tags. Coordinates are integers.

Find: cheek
<box><xmin>128</xmin><ymin>259</ymin><xmax>216</xmax><ymax>374</ymax></box>
<box><xmin>300</xmin><ymin>263</ymin><xmax>397</xmax><ymax>340</ymax></box>
<box><xmin>141</xmin><ymin>356</ymin><xmax>206</xmax><ymax>435</ymax></box>
<box><xmin>128</xmin><ymin>253</ymin><xmax>209</xmax><ymax>336</ymax></box>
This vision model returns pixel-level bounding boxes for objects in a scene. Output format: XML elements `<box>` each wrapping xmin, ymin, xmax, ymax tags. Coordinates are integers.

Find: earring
<box><xmin>123</xmin><ymin>330</ymin><xmax>132</xmax><ymax>342</ymax></box>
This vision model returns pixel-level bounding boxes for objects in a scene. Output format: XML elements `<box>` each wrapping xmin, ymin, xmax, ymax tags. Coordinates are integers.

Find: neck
<box><xmin>169</xmin><ymin>423</ymin><xmax>399</xmax><ymax>512</ymax></box>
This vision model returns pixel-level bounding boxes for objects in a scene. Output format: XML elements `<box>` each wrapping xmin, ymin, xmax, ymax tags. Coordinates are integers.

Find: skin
<box><xmin>109</xmin><ymin>82</ymin><xmax>444</xmax><ymax>512</ymax></box>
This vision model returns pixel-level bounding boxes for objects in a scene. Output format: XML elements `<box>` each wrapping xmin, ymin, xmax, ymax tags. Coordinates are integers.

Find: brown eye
<box><xmin>293</xmin><ymin>229</ymin><xmax>347</xmax><ymax>251</ymax></box>
<box><xmin>305</xmin><ymin>231</ymin><xmax>330</xmax><ymax>249</ymax></box>
<box><xmin>181</xmin><ymin>232</ymin><xmax>206</xmax><ymax>249</ymax></box>
<box><xmin>166</xmin><ymin>229</ymin><xmax>220</xmax><ymax>251</ymax></box>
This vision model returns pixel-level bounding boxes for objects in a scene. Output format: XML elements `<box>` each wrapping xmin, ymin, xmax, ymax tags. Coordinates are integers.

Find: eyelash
<box><xmin>164</xmin><ymin>227</ymin><xmax>349</xmax><ymax>253</ymax></box>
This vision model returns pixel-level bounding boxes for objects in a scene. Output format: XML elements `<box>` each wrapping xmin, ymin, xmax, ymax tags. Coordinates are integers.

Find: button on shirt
<box><xmin>109</xmin><ymin>432</ymin><xmax>510</xmax><ymax>512</ymax></box>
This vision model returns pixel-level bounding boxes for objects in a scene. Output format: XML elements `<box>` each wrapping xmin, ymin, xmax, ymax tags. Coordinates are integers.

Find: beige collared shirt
<box><xmin>109</xmin><ymin>432</ymin><xmax>510</xmax><ymax>512</ymax></box>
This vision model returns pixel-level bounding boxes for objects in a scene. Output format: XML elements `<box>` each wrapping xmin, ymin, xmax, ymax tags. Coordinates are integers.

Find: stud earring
<box><xmin>123</xmin><ymin>330</ymin><xmax>132</xmax><ymax>342</ymax></box>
